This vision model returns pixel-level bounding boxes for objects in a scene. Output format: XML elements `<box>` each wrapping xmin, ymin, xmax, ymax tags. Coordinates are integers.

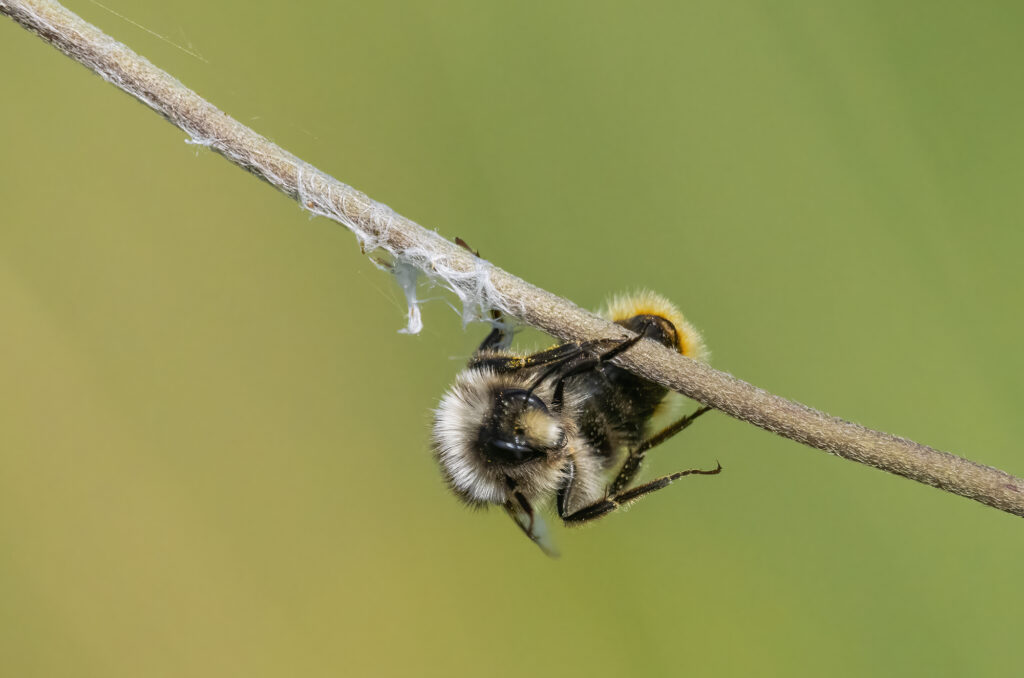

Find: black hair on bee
<box><xmin>432</xmin><ymin>282</ymin><xmax>721</xmax><ymax>557</ymax></box>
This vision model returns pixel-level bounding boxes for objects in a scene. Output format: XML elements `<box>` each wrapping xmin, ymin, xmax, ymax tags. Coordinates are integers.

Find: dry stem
<box><xmin>4</xmin><ymin>0</ymin><xmax>1023</xmax><ymax>518</ymax></box>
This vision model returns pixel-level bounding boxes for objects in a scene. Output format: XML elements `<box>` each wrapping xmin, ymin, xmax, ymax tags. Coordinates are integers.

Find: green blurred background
<box><xmin>2</xmin><ymin>1</ymin><xmax>1023</xmax><ymax>676</ymax></box>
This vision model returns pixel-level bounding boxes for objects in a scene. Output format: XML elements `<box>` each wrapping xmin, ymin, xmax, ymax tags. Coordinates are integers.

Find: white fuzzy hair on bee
<box><xmin>431</xmin><ymin>290</ymin><xmax>721</xmax><ymax>557</ymax></box>
<box><xmin>433</xmin><ymin>368</ymin><xmax>587</xmax><ymax>505</ymax></box>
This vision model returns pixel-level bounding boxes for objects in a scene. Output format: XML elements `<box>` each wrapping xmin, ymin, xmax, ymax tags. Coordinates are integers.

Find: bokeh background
<box><xmin>3</xmin><ymin>1</ymin><xmax>1023</xmax><ymax>676</ymax></box>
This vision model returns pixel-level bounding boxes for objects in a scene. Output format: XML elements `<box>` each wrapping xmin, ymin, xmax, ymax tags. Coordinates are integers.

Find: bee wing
<box><xmin>504</xmin><ymin>499</ymin><xmax>560</xmax><ymax>558</ymax></box>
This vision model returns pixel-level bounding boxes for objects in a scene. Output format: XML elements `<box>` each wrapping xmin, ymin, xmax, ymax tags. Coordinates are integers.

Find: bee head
<box><xmin>478</xmin><ymin>388</ymin><xmax>566</xmax><ymax>465</ymax></box>
<box><xmin>433</xmin><ymin>370</ymin><xmax>572</xmax><ymax>506</ymax></box>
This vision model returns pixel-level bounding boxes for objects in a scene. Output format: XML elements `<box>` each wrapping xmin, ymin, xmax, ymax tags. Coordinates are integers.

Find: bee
<box><xmin>432</xmin><ymin>271</ymin><xmax>720</xmax><ymax>556</ymax></box>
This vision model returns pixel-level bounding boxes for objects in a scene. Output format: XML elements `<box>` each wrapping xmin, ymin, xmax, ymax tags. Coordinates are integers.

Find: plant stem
<box><xmin>4</xmin><ymin>0</ymin><xmax>1022</xmax><ymax>518</ymax></box>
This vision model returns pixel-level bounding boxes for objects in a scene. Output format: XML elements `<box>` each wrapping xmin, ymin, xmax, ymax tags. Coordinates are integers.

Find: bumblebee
<box><xmin>432</xmin><ymin>283</ymin><xmax>720</xmax><ymax>556</ymax></box>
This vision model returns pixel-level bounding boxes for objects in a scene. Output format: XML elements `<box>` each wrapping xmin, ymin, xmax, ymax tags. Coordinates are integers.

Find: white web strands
<box><xmin>0</xmin><ymin>0</ymin><xmax>512</xmax><ymax>335</ymax></box>
<box><xmin>295</xmin><ymin>165</ymin><xmax>513</xmax><ymax>334</ymax></box>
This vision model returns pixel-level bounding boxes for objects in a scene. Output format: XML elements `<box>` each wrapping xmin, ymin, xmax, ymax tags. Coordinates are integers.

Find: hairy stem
<box><xmin>4</xmin><ymin>0</ymin><xmax>1022</xmax><ymax>518</ymax></box>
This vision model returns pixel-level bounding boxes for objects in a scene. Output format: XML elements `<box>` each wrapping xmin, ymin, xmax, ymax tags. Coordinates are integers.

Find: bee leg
<box><xmin>486</xmin><ymin>319</ymin><xmax>656</xmax><ymax>392</ymax></box>
<box><xmin>550</xmin><ymin>325</ymin><xmax>653</xmax><ymax>410</ymax></box>
<box><xmin>477</xmin><ymin>323</ymin><xmax>510</xmax><ymax>353</ymax></box>
<box><xmin>455</xmin><ymin>238</ymin><xmax>512</xmax><ymax>353</ymax></box>
<box><xmin>454</xmin><ymin>236</ymin><xmax>481</xmax><ymax>258</ymax></box>
<box><xmin>560</xmin><ymin>462</ymin><xmax>722</xmax><ymax>525</ymax></box>
<box><xmin>609</xmin><ymin>406</ymin><xmax>713</xmax><ymax>494</ymax></box>
<box><xmin>503</xmin><ymin>479</ymin><xmax>560</xmax><ymax>557</ymax></box>
<box><xmin>471</xmin><ymin>341</ymin><xmax>586</xmax><ymax>374</ymax></box>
